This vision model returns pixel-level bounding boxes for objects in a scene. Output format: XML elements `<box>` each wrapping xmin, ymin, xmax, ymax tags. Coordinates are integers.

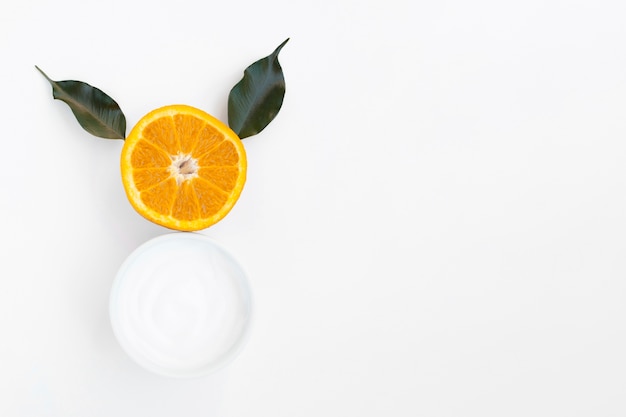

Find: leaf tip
<box><xmin>35</xmin><ymin>65</ymin><xmax>53</xmax><ymax>83</ymax></box>
<box><xmin>274</xmin><ymin>38</ymin><xmax>290</xmax><ymax>57</ymax></box>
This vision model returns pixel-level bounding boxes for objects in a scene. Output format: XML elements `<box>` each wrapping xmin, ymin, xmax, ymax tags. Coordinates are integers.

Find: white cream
<box><xmin>110</xmin><ymin>233</ymin><xmax>252</xmax><ymax>377</ymax></box>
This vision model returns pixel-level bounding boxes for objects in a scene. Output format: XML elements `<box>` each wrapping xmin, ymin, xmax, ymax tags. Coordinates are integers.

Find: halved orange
<box><xmin>121</xmin><ymin>105</ymin><xmax>247</xmax><ymax>231</ymax></box>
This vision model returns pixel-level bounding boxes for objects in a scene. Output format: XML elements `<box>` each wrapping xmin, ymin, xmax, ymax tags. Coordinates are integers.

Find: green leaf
<box><xmin>36</xmin><ymin>66</ymin><xmax>126</xmax><ymax>140</ymax></box>
<box><xmin>228</xmin><ymin>38</ymin><xmax>289</xmax><ymax>139</ymax></box>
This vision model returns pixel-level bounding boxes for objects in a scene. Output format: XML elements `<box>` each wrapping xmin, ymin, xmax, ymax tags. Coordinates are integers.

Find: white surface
<box><xmin>110</xmin><ymin>233</ymin><xmax>252</xmax><ymax>378</ymax></box>
<box><xmin>2</xmin><ymin>0</ymin><xmax>626</xmax><ymax>416</ymax></box>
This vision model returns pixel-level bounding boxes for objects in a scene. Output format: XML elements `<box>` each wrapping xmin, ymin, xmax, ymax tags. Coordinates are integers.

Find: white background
<box><xmin>2</xmin><ymin>0</ymin><xmax>626</xmax><ymax>415</ymax></box>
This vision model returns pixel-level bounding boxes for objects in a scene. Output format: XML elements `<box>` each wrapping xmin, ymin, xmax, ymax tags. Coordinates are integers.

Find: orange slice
<box><xmin>121</xmin><ymin>105</ymin><xmax>247</xmax><ymax>231</ymax></box>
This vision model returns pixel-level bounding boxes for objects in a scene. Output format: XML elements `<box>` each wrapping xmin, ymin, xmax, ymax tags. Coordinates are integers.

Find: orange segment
<box><xmin>142</xmin><ymin>116</ymin><xmax>179</xmax><ymax>155</ymax></box>
<box><xmin>192</xmin><ymin>124</ymin><xmax>223</xmax><ymax>157</ymax></box>
<box><xmin>198</xmin><ymin>167</ymin><xmax>239</xmax><ymax>192</ymax></box>
<box><xmin>132</xmin><ymin>168</ymin><xmax>171</xmax><ymax>191</ymax></box>
<box><xmin>193</xmin><ymin>179</ymin><xmax>229</xmax><ymax>218</ymax></box>
<box><xmin>173</xmin><ymin>113</ymin><xmax>205</xmax><ymax>154</ymax></box>
<box><xmin>121</xmin><ymin>105</ymin><xmax>246</xmax><ymax>231</ymax></box>
<box><xmin>171</xmin><ymin>181</ymin><xmax>200</xmax><ymax>221</ymax></box>
<box><xmin>130</xmin><ymin>140</ymin><xmax>171</xmax><ymax>169</ymax></box>
<box><xmin>197</xmin><ymin>140</ymin><xmax>240</xmax><ymax>166</ymax></box>
<box><xmin>139</xmin><ymin>178</ymin><xmax>177</xmax><ymax>216</ymax></box>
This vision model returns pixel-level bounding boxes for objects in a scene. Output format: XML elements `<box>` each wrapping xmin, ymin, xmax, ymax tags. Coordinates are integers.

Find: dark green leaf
<box><xmin>36</xmin><ymin>66</ymin><xmax>126</xmax><ymax>140</ymax></box>
<box><xmin>228</xmin><ymin>38</ymin><xmax>289</xmax><ymax>139</ymax></box>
